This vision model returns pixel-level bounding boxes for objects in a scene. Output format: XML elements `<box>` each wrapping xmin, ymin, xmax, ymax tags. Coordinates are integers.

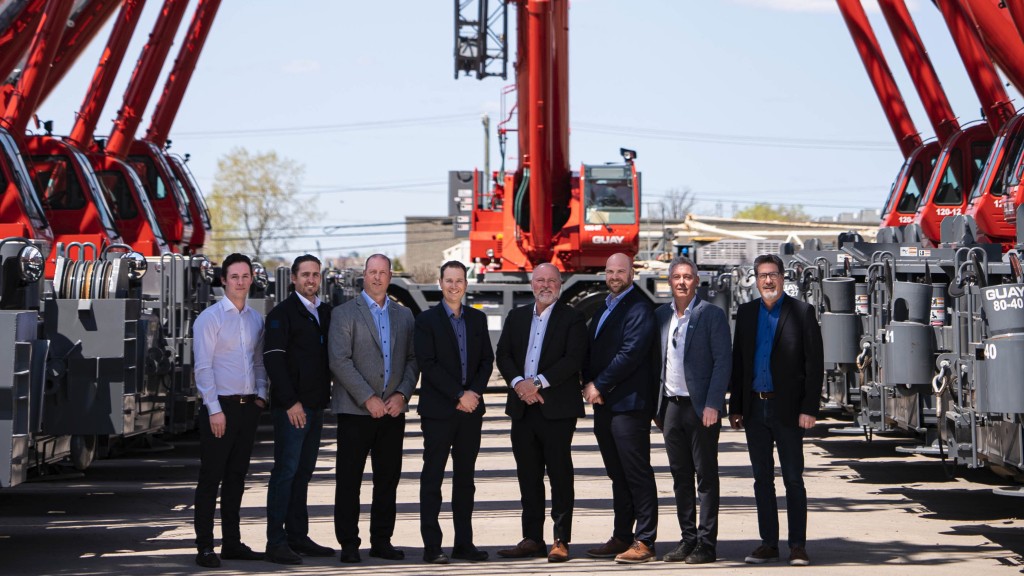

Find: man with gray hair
<box><xmin>495</xmin><ymin>263</ymin><xmax>587</xmax><ymax>563</ymax></box>
<box><xmin>654</xmin><ymin>256</ymin><xmax>731</xmax><ymax>565</ymax></box>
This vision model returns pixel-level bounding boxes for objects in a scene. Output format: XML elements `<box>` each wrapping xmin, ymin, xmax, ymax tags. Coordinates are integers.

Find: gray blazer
<box><xmin>655</xmin><ymin>296</ymin><xmax>732</xmax><ymax>422</ymax></box>
<box><xmin>329</xmin><ymin>295</ymin><xmax>418</xmax><ymax>415</ymax></box>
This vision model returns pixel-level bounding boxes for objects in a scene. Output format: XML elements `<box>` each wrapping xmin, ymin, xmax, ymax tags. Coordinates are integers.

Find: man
<box><xmin>654</xmin><ymin>256</ymin><xmax>731</xmax><ymax>565</ymax></box>
<box><xmin>729</xmin><ymin>253</ymin><xmax>823</xmax><ymax>567</ymax></box>
<box><xmin>263</xmin><ymin>254</ymin><xmax>335</xmax><ymax>564</ymax></box>
<box><xmin>192</xmin><ymin>253</ymin><xmax>268</xmax><ymax>568</ymax></box>
<box><xmin>330</xmin><ymin>254</ymin><xmax>418</xmax><ymax>563</ymax></box>
<box><xmin>414</xmin><ymin>261</ymin><xmax>494</xmax><ymax>564</ymax></box>
<box><xmin>583</xmin><ymin>252</ymin><xmax>659</xmax><ymax>564</ymax></box>
<box><xmin>495</xmin><ymin>263</ymin><xmax>587</xmax><ymax>563</ymax></box>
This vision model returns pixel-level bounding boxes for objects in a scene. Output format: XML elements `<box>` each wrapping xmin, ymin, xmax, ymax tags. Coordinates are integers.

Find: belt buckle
<box><xmin>239</xmin><ymin>395</ymin><xmax>248</xmax><ymax>404</ymax></box>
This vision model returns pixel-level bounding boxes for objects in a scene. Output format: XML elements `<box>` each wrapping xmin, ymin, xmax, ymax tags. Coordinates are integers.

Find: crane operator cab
<box><xmin>579</xmin><ymin>160</ymin><xmax>640</xmax><ymax>269</ymax></box>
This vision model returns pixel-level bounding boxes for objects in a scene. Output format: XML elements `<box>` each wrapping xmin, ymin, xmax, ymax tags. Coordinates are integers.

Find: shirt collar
<box><xmin>606</xmin><ymin>284</ymin><xmax>634</xmax><ymax>307</ymax></box>
<box><xmin>533</xmin><ymin>302</ymin><xmax>555</xmax><ymax>319</ymax></box>
<box><xmin>297</xmin><ymin>291</ymin><xmax>322</xmax><ymax>309</ymax></box>
<box><xmin>219</xmin><ymin>296</ymin><xmax>249</xmax><ymax>314</ymax></box>
<box><xmin>670</xmin><ymin>296</ymin><xmax>697</xmax><ymax>317</ymax></box>
<box><xmin>360</xmin><ymin>290</ymin><xmax>385</xmax><ymax>310</ymax></box>
<box><xmin>441</xmin><ymin>299</ymin><xmax>462</xmax><ymax>319</ymax></box>
<box><xmin>760</xmin><ymin>292</ymin><xmax>785</xmax><ymax>314</ymax></box>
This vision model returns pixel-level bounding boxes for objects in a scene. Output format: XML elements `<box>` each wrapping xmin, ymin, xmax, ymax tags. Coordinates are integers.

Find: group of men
<box><xmin>189</xmin><ymin>249</ymin><xmax>823</xmax><ymax>569</ymax></box>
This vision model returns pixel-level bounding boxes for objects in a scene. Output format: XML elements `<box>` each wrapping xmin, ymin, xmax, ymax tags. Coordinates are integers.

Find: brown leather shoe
<box><xmin>614</xmin><ymin>540</ymin><xmax>655</xmax><ymax>564</ymax></box>
<box><xmin>547</xmin><ymin>540</ymin><xmax>569</xmax><ymax>563</ymax></box>
<box><xmin>497</xmin><ymin>538</ymin><xmax>546</xmax><ymax>559</ymax></box>
<box><xmin>586</xmin><ymin>536</ymin><xmax>631</xmax><ymax>558</ymax></box>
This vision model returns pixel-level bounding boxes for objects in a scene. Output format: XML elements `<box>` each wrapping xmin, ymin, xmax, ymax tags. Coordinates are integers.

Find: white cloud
<box><xmin>282</xmin><ymin>59</ymin><xmax>322</xmax><ymax>74</ymax></box>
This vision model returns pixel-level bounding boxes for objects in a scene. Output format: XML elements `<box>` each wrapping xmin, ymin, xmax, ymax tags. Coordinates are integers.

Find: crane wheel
<box><xmin>70</xmin><ymin>435</ymin><xmax>97</xmax><ymax>471</ymax></box>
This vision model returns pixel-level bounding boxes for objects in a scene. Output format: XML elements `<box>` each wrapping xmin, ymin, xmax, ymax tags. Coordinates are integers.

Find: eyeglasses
<box><xmin>672</xmin><ymin>324</ymin><xmax>681</xmax><ymax>348</ymax></box>
<box><xmin>756</xmin><ymin>272</ymin><xmax>781</xmax><ymax>281</ymax></box>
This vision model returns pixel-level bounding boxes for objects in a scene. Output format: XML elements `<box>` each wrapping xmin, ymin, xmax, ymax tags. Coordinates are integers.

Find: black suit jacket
<box><xmin>583</xmin><ymin>286</ymin><xmax>658</xmax><ymax>415</ymax></box>
<box><xmin>496</xmin><ymin>301</ymin><xmax>587</xmax><ymax>421</ymax></box>
<box><xmin>414</xmin><ymin>302</ymin><xmax>494</xmax><ymax>418</ymax></box>
<box><xmin>264</xmin><ymin>292</ymin><xmax>332</xmax><ymax>410</ymax></box>
<box><xmin>728</xmin><ymin>295</ymin><xmax>824</xmax><ymax>426</ymax></box>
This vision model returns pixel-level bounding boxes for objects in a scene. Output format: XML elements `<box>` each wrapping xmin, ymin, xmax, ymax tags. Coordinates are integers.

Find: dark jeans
<box><xmin>194</xmin><ymin>400</ymin><xmax>261</xmax><ymax>551</ymax></box>
<box><xmin>334</xmin><ymin>413</ymin><xmax>406</xmax><ymax>548</ymax></box>
<box><xmin>663</xmin><ymin>397</ymin><xmax>720</xmax><ymax>548</ymax></box>
<box><xmin>266</xmin><ymin>406</ymin><xmax>324</xmax><ymax>547</ymax></box>
<box><xmin>744</xmin><ymin>396</ymin><xmax>807</xmax><ymax>549</ymax></box>
<box><xmin>419</xmin><ymin>411</ymin><xmax>483</xmax><ymax>550</ymax></box>
<box><xmin>592</xmin><ymin>405</ymin><xmax>658</xmax><ymax>545</ymax></box>
<box><xmin>510</xmin><ymin>406</ymin><xmax>577</xmax><ymax>543</ymax></box>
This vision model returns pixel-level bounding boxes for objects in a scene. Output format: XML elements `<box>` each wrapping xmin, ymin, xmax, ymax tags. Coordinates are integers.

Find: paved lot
<box><xmin>1</xmin><ymin>391</ymin><xmax>1023</xmax><ymax>575</ymax></box>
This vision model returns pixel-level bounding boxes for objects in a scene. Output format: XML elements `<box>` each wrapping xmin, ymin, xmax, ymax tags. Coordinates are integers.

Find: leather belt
<box><xmin>755</xmin><ymin>391</ymin><xmax>776</xmax><ymax>399</ymax></box>
<box><xmin>218</xmin><ymin>394</ymin><xmax>257</xmax><ymax>404</ymax></box>
<box><xmin>666</xmin><ymin>395</ymin><xmax>691</xmax><ymax>403</ymax></box>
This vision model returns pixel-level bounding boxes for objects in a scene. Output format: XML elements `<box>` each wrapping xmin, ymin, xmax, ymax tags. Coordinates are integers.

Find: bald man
<box><xmin>583</xmin><ymin>253</ymin><xmax>659</xmax><ymax>564</ymax></box>
<box><xmin>495</xmin><ymin>264</ymin><xmax>587</xmax><ymax>563</ymax></box>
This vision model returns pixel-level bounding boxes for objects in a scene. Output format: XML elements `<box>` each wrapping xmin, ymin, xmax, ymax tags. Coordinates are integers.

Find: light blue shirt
<box><xmin>596</xmin><ymin>284</ymin><xmax>634</xmax><ymax>335</ymax></box>
<box><xmin>362</xmin><ymin>290</ymin><xmax>391</xmax><ymax>391</ymax></box>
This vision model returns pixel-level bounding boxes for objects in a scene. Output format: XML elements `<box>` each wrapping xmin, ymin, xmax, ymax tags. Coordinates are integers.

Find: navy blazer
<box><xmin>654</xmin><ymin>296</ymin><xmax>732</xmax><ymax>422</ymax></box>
<box><xmin>583</xmin><ymin>286</ymin><xmax>658</xmax><ymax>415</ymax></box>
<box><xmin>728</xmin><ymin>295</ymin><xmax>824</xmax><ymax>427</ymax></box>
<box><xmin>414</xmin><ymin>302</ymin><xmax>494</xmax><ymax>419</ymax></box>
<box><xmin>496</xmin><ymin>301</ymin><xmax>587</xmax><ymax>421</ymax></box>
<box><xmin>264</xmin><ymin>292</ymin><xmax>333</xmax><ymax>410</ymax></box>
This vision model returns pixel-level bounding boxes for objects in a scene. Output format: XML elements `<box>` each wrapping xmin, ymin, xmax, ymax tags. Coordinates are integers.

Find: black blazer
<box><xmin>728</xmin><ymin>295</ymin><xmax>824</xmax><ymax>426</ymax></box>
<box><xmin>414</xmin><ymin>302</ymin><xmax>494</xmax><ymax>419</ymax></box>
<box><xmin>496</xmin><ymin>301</ymin><xmax>587</xmax><ymax>421</ymax></box>
<box><xmin>583</xmin><ymin>286</ymin><xmax>658</xmax><ymax>415</ymax></box>
<box><xmin>264</xmin><ymin>292</ymin><xmax>333</xmax><ymax>410</ymax></box>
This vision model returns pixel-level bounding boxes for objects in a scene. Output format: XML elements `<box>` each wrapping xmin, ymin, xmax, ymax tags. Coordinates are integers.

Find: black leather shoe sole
<box><xmin>663</xmin><ymin>543</ymin><xmax>697</xmax><ymax>562</ymax></box>
<box><xmin>265</xmin><ymin>550</ymin><xmax>303</xmax><ymax>565</ymax></box>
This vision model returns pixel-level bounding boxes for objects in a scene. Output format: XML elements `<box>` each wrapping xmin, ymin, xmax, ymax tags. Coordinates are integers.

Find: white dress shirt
<box><xmin>511</xmin><ymin>303</ymin><xmax>554</xmax><ymax>389</ymax></box>
<box><xmin>296</xmin><ymin>291</ymin><xmax>322</xmax><ymax>323</ymax></box>
<box><xmin>193</xmin><ymin>297</ymin><xmax>268</xmax><ymax>415</ymax></box>
<box><xmin>663</xmin><ymin>298</ymin><xmax>695</xmax><ymax>397</ymax></box>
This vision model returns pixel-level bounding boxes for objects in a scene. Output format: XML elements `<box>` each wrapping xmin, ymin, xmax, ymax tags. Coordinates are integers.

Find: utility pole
<box><xmin>481</xmin><ymin>113</ymin><xmax>491</xmax><ymax>207</ymax></box>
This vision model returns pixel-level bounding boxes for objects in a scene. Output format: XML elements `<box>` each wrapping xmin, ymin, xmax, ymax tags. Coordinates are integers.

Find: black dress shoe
<box><xmin>195</xmin><ymin>549</ymin><xmax>220</xmax><ymax>568</ymax></box>
<box><xmin>265</xmin><ymin>544</ymin><xmax>303</xmax><ymax>565</ymax></box>
<box><xmin>339</xmin><ymin>546</ymin><xmax>362</xmax><ymax>563</ymax></box>
<box><xmin>221</xmin><ymin>543</ymin><xmax>265</xmax><ymax>561</ymax></box>
<box><xmin>289</xmin><ymin>537</ymin><xmax>334</xmax><ymax>557</ymax></box>
<box><xmin>369</xmin><ymin>542</ymin><xmax>406</xmax><ymax>560</ymax></box>
<box><xmin>423</xmin><ymin>548</ymin><xmax>450</xmax><ymax>564</ymax></box>
<box><xmin>685</xmin><ymin>544</ymin><xmax>716</xmax><ymax>564</ymax></box>
<box><xmin>451</xmin><ymin>544</ymin><xmax>489</xmax><ymax>562</ymax></box>
<box><xmin>662</xmin><ymin>540</ymin><xmax>697</xmax><ymax>562</ymax></box>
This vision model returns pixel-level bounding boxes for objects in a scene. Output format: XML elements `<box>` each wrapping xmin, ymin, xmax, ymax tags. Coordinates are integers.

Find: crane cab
<box><xmin>576</xmin><ymin>162</ymin><xmax>640</xmax><ymax>270</ymax></box>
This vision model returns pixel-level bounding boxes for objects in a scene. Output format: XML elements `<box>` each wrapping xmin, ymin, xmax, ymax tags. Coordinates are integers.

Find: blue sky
<box><xmin>33</xmin><ymin>0</ymin><xmax>1024</xmax><ymax>259</ymax></box>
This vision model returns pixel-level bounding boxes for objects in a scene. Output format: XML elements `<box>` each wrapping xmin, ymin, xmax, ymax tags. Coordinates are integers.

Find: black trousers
<box><xmin>194</xmin><ymin>400</ymin><xmax>261</xmax><ymax>551</ymax></box>
<box><xmin>510</xmin><ymin>405</ymin><xmax>577</xmax><ymax>543</ymax></box>
<box><xmin>662</xmin><ymin>396</ymin><xmax>721</xmax><ymax>548</ymax></box>
<box><xmin>419</xmin><ymin>411</ymin><xmax>483</xmax><ymax>550</ymax></box>
<box><xmin>592</xmin><ymin>405</ymin><xmax>658</xmax><ymax>545</ymax></box>
<box><xmin>334</xmin><ymin>413</ymin><xmax>406</xmax><ymax>548</ymax></box>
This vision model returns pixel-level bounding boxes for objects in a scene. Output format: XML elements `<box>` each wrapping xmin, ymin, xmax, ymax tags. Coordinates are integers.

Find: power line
<box><xmin>573</xmin><ymin>122</ymin><xmax>895</xmax><ymax>151</ymax></box>
<box><xmin>171</xmin><ymin>113</ymin><xmax>480</xmax><ymax>139</ymax></box>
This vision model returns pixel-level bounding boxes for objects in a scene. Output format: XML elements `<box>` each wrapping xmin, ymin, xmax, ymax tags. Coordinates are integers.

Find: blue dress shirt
<box><xmin>753</xmin><ymin>294</ymin><xmax>784</xmax><ymax>393</ymax></box>
<box><xmin>362</xmin><ymin>290</ymin><xmax>391</xmax><ymax>392</ymax></box>
<box><xmin>595</xmin><ymin>284</ymin><xmax>634</xmax><ymax>335</ymax></box>
<box><xmin>441</xmin><ymin>300</ymin><xmax>468</xmax><ymax>386</ymax></box>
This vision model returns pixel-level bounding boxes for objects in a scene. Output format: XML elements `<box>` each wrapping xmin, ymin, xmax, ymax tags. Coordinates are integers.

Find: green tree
<box><xmin>733</xmin><ymin>202</ymin><xmax>810</xmax><ymax>222</ymax></box>
<box><xmin>205</xmin><ymin>148</ymin><xmax>314</xmax><ymax>263</ymax></box>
